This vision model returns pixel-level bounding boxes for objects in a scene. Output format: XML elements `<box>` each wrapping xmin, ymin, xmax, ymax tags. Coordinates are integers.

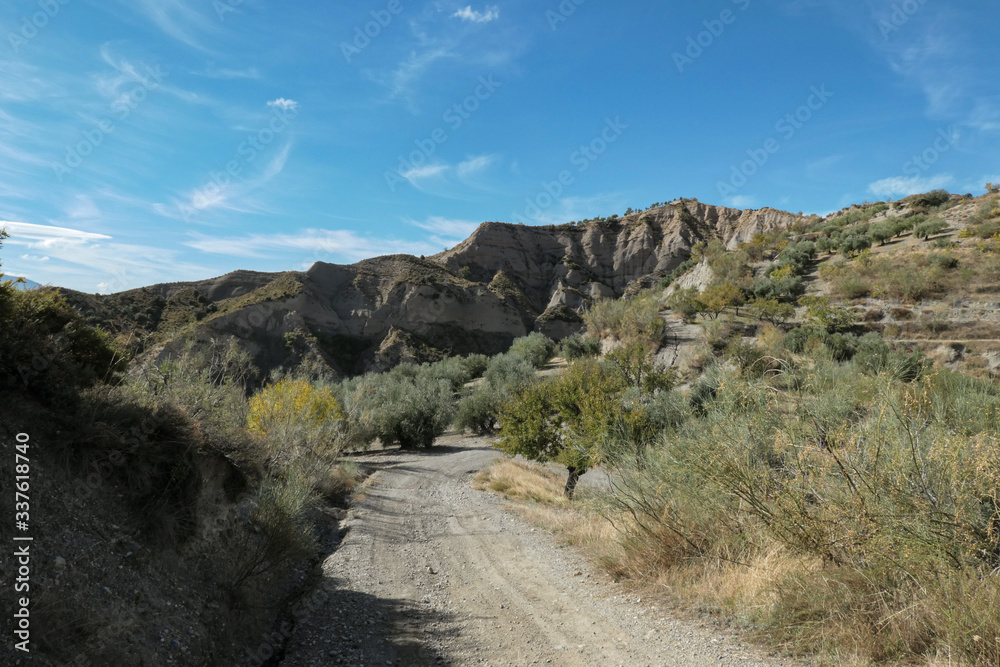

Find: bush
<box><xmin>357</xmin><ymin>372</ymin><xmax>455</xmax><ymax>448</ymax></box>
<box><xmin>248</xmin><ymin>377</ymin><xmax>344</xmax><ymax>457</ymax></box>
<box><xmin>911</xmin><ymin>189</ymin><xmax>951</xmax><ymax>208</ymax></box>
<box><xmin>929</xmin><ymin>253</ymin><xmax>959</xmax><ymax>270</ymax></box>
<box><xmin>839</xmin><ymin>233</ymin><xmax>872</xmax><ymax>257</ymax></box>
<box><xmin>854</xmin><ymin>333</ymin><xmax>890</xmax><ymax>375</ymax></box>
<box><xmin>455</xmin><ymin>352</ymin><xmax>536</xmax><ymax>435</ymax></box>
<box><xmin>914</xmin><ymin>218</ymin><xmax>947</xmax><ymax>240</ymax></box>
<box><xmin>784</xmin><ymin>326</ymin><xmax>818</xmax><ymax>354</ymax></box>
<box><xmin>824</xmin><ymin>332</ymin><xmax>858</xmax><ymax>362</ymax></box>
<box><xmin>0</xmin><ymin>287</ymin><xmax>126</xmax><ymax>404</ymax></box>
<box><xmin>667</xmin><ymin>287</ymin><xmax>703</xmax><ymax>322</ymax></box>
<box><xmin>559</xmin><ymin>333</ymin><xmax>602</xmax><ymax>360</ymax></box>
<box><xmin>508</xmin><ymin>332</ymin><xmax>556</xmax><ymax>368</ymax></box>
<box><xmin>229</xmin><ymin>468</ymin><xmax>320</xmax><ymax>590</ymax></box>
<box><xmin>585</xmin><ymin>292</ymin><xmax>665</xmax><ymax>346</ymax></box>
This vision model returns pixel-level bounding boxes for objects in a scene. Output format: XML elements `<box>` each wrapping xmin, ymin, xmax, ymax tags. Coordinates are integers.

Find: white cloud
<box><xmin>267</xmin><ymin>98</ymin><xmax>299</xmax><ymax>112</ymax></box>
<box><xmin>867</xmin><ymin>174</ymin><xmax>954</xmax><ymax>198</ymax></box>
<box><xmin>406</xmin><ymin>216</ymin><xmax>480</xmax><ymax>239</ymax></box>
<box><xmin>725</xmin><ymin>195</ymin><xmax>759</xmax><ymax>209</ymax></box>
<box><xmin>961</xmin><ymin>175</ymin><xmax>1000</xmax><ymax>194</ymax></box>
<box><xmin>156</xmin><ymin>143</ymin><xmax>294</xmax><ymax>221</ymax></box>
<box><xmin>452</xmin><ymin>5</ymin><xmax>500</xmax><ymax>23</ymax></box>
<box><xmin>398</xmin><ymin>155</ymin><xmax>498</xmax><ymax>195</ymax></box>
<box><xmin>384</xmin><ymin>46</ymin><xmax>456</xmax><ymax>102</ymax></box>
<box><xmin>1</xmin><ymin>219</ymin><xmax>211</xmax><ymax>293</ymax></box>
<box><xmin>1</xmin><ymin>220</ymin><xmax>112</xmax><ymax>244</ymax></box>
<box><xmin>186</xmin><ymin>228</ymin><xmax>439</xmax><ymax>264</ymax></box>
<box><xmin>456</xmin><ymin>154</ymin><xmax>497</xmax><ymax>178</ymax></box>
<box><xmin>122</xmin><ymin>0</ymin><xmax>218</xmax><ymax>52</ymax></box>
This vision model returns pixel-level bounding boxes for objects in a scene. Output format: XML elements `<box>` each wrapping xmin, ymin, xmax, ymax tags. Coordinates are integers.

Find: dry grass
<box><xmin>474</xmin><ymin>459</ymin><xmax>570</xmax><ymax>505</ymax></box>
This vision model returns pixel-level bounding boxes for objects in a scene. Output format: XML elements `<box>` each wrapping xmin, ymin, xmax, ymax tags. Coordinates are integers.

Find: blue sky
<box><xmin>0</xmin><ymin>0</ymin><xmax>997</xmax><ymax>292</ymax></box>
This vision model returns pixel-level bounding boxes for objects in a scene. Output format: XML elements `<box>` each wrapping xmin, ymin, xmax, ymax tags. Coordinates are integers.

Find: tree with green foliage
<box><xmin>699</xmin><ymin>282</ymin><xmax>744</xmax><ymax>319</ymax></box>
<box><xmin>868</xmin><ymin>224</ymin><xmax>894</xmax><ymax>246</ymax></box>
<box><xmin>748</xmin><ymin>296</ymin><xmax>795</xmax><ymax>325</ymax></box>
<box><xmin>498</xmin><ymin>360</ymin><xmax>626</xmax><ymax>498</ymax></box>
<box><xmin>667</xmin><ymin>286</ymin><xmax>704</xmax><ymax>322</ymax></box>
<box><xmin>839</xmin><ymin>233</ymin><xmax>872</xmax><ymax>257</ymax></box>
<box><xmin>455</xmin><ymin>352</ymin><xmax>535</xmax><ymax>435</ymax></box>
<box><xmin>800</xmin><ymin>295</ymin><xmax>857</xmax><ymax>333</ymax></box>
<box><xmin>914</xmin><ymin>218</ymin><xmax>948</xmax><ymax>240</ymax></box>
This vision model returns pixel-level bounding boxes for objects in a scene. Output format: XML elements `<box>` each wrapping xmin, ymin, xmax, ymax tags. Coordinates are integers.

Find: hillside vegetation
<box><xmin>477</xmin><ymin>189</ymin><xmax>1000</xmax><ymax>666</ymax></box>
<box><xmin>4</xmin><ymin>189</ymin><xmax>1000</xmax><ymax>665</ymax></box>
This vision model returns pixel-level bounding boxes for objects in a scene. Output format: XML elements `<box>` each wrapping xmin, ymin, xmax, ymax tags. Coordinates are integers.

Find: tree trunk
<box><xmin>564</xmin><ymin>467</ymin><xmax>581</xmax><ymax>500</ymax></box>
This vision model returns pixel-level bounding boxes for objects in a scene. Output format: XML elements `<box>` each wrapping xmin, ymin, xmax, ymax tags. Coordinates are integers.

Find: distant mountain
<box><xmin>10</xmin><ymin>277</ymin><xmax>40</xmax><ymax>291</ymax></box>
<box><xmin>58</xmin><ymin>200</ymin><xmax>800</xmax><ymax>378</ymax></box>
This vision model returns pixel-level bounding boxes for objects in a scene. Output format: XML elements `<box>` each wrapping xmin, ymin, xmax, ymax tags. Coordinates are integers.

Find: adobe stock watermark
<box><xmin>673</xmin><ymin>0</ymin><xmax>751</xmax><ymax>73</ymax></box>
<box><xmin>7</xmin><ymin>0</ymin><xmax>72</xmax><ymax>54</ymax></box>
<box><xmin>176</xmin><ymin>101</ymin><xmax>298</xmax><ymax>223</ymax></box>
<box><xmin>213</xmin><ymin>0</ymin><xmax>246</xmax><ymax>21</ymax></box>
<box><xmin>717</xmin><ymin>85</ymin><xmax>833</xmax><ymax>200</ymax></box>
<box><xmin>51</xmin><ymin>65</ymin><xmax>166</xmax><ymax>183</ymax></box>
<box><xmin>546</xmin><ymin>0</ymin><xmax>587</xmax><ymax>31</ymax></box>
<box><xmin>341</xmin><ymin>0</ymin><xmax>405</xmax><ymax>63</ymax></box>
<box><xmin>511</xmin><ymin>116</ymin><xmax>628</xmax><ymax>224</ymax></box>
<box><xmin>877</xmin><ymin>0</ymin><xmax>929</xmax><ymax>39</ymax></box>
<box><xmin>383</xmin><ymin>75</ymin><xmax>502</xmax><ymax>192</ymax></box>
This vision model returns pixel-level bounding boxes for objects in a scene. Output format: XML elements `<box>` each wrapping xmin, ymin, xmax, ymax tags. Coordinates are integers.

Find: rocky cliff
<box><xmin>63</xmin><ymin>201</ymin><xmax>799</xmax><ymax>377</ymax></box>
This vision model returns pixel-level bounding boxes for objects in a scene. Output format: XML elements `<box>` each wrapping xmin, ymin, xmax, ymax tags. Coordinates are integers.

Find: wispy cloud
<box><xmin>868</xmin><ymin>174</ymin><xmax>954</xmax><ymax>198</ymax></box>
<box><xmin>725</xmin><ymin>195</ymin><xmax>759</xmax><ymax>209</ymax></box>
<box><xmin>122</xmin><ymin>0</ymin><xmax>219</xmax><ymax>52</ymax></box>
<box><xmin>186</xmin><ymin>228</ymin><xmax>440</xmax><ymax>265</ymax></box>
<box><xmin>202</xmin><ymin>65</ymin><xmax>260</xmax><ymax>79</ymax></box>
<box><xmin>452</xmin><ymin>6</ymin><xmax>500</xmax><ymax>24</ymax></box>
<box><xmin>1</xmin><ymin>219</ymin><xmax>211</xmax><ymax>292</ymax></box>
<box><xmin>405</xmin><ymin>216</ymin><xmax>480</xmax><ymax>246</ymax></box>
<box><xmin>399</xmin><ymin>154</ymin><xmax>498</xmax><ymax>195</ymax></box>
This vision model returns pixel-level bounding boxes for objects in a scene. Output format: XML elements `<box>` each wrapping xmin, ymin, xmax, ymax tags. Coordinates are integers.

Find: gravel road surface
<box><xmin>279</xmin><ymin>435</ymin><xmax>800</xmax><ymax>667</ymax></box>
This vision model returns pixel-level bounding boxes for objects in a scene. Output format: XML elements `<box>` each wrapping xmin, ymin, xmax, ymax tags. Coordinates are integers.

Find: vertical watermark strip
<box><xmin>13</xmin><ymin>432</ymin><xmax>33</xmax><ymax>653</ymax></box>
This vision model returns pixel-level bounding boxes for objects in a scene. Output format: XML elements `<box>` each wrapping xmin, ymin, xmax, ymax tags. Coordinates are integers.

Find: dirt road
<box><xmin>280</xmin><ymin>435</ymin><xmax>797</xmax><ymax>666</ymax></box>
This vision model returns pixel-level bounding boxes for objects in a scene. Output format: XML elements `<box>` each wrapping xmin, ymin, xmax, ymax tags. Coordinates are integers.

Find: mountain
<box><xmin>10</xmin><ymin>276</ymin><xmax>40</xmax><ymax>290</ymax></box>
<box><xmin>58</xmin><ymin>200</ymin><xmax>800</xmax><ymax>377</ymax></box>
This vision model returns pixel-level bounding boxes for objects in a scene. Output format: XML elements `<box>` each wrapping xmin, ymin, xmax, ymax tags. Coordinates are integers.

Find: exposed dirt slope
<box><xmin>280</xmin><ymin>435</ymin><xmax>799</xmax><ymax>667</ymax></box>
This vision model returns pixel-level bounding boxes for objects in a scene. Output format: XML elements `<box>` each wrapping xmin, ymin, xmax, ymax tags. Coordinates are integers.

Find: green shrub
<box><xmin>784</xmin><ymin>326</ymin><xmax>817</xmax><ymax>354</ymax></box>
<box><xmin>911</xmin><ymin>189</ymin><xmax>951</xmax><ymax>208</ymax></box>
<box><xmin>484</xmin><ymin>352</ymin><xmax>535</xmax><ymax>390</ymax></box>
<box><xmin>229</xmin><ymin>468</ymin><xmax>320</xmax><ymax>590</ymax></box>
<box><xmin>914</xmin><ymin>218</ymin><xmax>948</xmax><ymax>240</ymax></box>
<box><xmin>824</xmin><ymin>332</ymin><xmax>858</xmax><ymax>362</ymax></box>
<box><xmin>560</xmin><ymin>333</ymin><xmax>602</xmax><ymax>360</ymax></box>
<box><xmin>0</xmin><ymin>287</ymin><xmax>127</xmax><ymax>405</ymax></box>
<box><xmin>455</xmin><ymin>352</ymin><xmax>536</xmax><ymax>435</ymax></box>
<box><xmin>929</xmin><ymin>253</ymin><xmax>959</xmax><ymax>269</ymax></box>
<box><xmin>585</xmin><ymin>292</ymin><xmax>665</xmax><ymax>346</ymax></box>
<box><xmin>357</xmin><ymin>372</ymin><xmax>455</xmax><ymax>448</ymax></box>
<box><xmin>509</xmin><ymin>332</ymin><xmax>556</xmax><ymax>368</ymax></box>
<box><xmin>838</xmin><ymin>233</ymin><xmax>872</xmax><ymax>257</ymax></box>
<box><xmin>667</xmin><ymin>287</ymin><xmax>704</xmax><ymax>322</ymax></box>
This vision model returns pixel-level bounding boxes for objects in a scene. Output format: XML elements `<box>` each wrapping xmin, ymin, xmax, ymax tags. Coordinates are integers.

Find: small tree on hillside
<box><xmin>497</xmin><ymin>360</ymin><xmax>624</xmax><ymax>499</ymax></box>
